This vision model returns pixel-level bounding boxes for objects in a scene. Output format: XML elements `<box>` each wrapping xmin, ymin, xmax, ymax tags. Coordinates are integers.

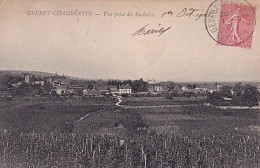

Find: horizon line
<box><xmin>1</xmin><ymin>69</ymin><xmax>260</xmax><ymax>83</ymax></box>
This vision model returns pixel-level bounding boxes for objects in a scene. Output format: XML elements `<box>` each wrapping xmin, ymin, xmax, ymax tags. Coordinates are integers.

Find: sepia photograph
<box><xmin>0</xmin><ymin>0</ymin><xmax>259</xmax><ymax>167</ymax></box>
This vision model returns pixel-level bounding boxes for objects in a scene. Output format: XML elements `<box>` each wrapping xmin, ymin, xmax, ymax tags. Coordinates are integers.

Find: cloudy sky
<box><xmin>0</xmin><ymin>0</ymin><xmax>259</xmax><ymax>82</ymax></box>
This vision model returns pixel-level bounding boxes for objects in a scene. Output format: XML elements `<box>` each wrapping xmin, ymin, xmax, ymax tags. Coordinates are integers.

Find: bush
<box><xmin>231</xmin><ymin>95</ymin><xmax>259</xmax><ymax>107</ymax></box>
<box><xmin>121</xmin><ymin>94</ymin><xmax>128</xmax><ymax>98</ymax></box>
<box><xmin>206</xmin><ymin>93</ymin><xmax>228</xmax><ymax>106</ymax></box>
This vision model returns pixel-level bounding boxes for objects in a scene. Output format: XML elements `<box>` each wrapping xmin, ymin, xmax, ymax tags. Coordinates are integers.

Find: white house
<box><xmin>82</xmin><ymin>89</ymin><xmax>89</xmax><ymax>96</ymax></box>
<box><xmin>34</xmin><ymin>81</ymin><xmax>45</xmax><ymax>86</ymax></box>
<box><xmin>147</xmin><ymin>79</ymin><xmax>157</xmax><ymax>84</ymax></box>
<box><xmin>56</xmin><ymin>89</ymin><xmax>65</xmax><ymax>95</ymax></box>
<box><xmin>209</xmin><ymin>89</ymin><xmax>217</xmax><ymax>93</ymax></box>
<box><xmin>119</xmin><ymin>84</ymin><xmax>131</xmax><ymax>94</ymax></box>
<box><xmin>195</xmin><ymin>87</ymin><xmax>208</xmax><ymax>93</ymax></box>
<box><xmin>154</xmin><ymin>85</ymin><xmax>163</xmax><ymax>92</ymax></box>
<box><xmin>182</xmin><ymin>85</ymin><xmax>188</xmax><ymax>90</ymax></box>
<box><xmin>56</xmin><ymin>85</ymin><xmax>68</xmax><ymax>95</ymax></box>
<box><xmin>24</xmin><ymin>74</ymin><xmax>30</xmax><ymax>84</ymax></box>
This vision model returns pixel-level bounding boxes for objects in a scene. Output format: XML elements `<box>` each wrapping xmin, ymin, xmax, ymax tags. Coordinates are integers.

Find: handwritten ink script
<box><xmin>161</xmin><ymin>8</ymin><xmax>206</xmax><ymax>20</ymax></box>
<box><xmin>26</xmin><ymin>7</ymin><xmax>207</xmax><ymax>37</ymax></box>
<box><xmin>132</xmin><ymin>24</ymin><xmax>171</xmax><ymax>37</ymax></box>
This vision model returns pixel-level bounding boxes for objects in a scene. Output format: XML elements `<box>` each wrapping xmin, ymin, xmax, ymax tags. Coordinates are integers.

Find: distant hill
<box><xmin>0</xmin><ymin>70</ymin><xmax>87</xmax><ymax>81</ymax></box>
<box><xmin>0</xmin><ymin>70</ymin><xmax>56</xmax><ymax>78</ymax></box>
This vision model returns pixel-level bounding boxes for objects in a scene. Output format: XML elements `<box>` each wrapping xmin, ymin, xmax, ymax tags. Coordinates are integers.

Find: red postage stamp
<box><xmin>205</xmin><ymin>0</ymin><xmax>256</xmax><ymax>49</ymax></box>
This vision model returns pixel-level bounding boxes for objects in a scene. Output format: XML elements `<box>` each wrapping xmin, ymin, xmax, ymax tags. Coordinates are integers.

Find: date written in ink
<box><xmin>161</xmin><ymin>8</ymin><xmax>206</xmax><ymax>20</ymax></box>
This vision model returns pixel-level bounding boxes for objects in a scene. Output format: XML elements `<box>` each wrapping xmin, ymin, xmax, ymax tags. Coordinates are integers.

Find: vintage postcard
<box><xmin>0</xmin><ymin>0</ymin><xmax>259</xmax><ymax>167</ymax></box>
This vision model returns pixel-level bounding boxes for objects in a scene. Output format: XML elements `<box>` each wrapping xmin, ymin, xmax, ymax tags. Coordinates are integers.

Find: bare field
<box><xmin>0</xmin><ymin>97</ymin><xmax>116</xmax><ymax>133</ymax></box>
<box><xmin>136</xmin><ymin>105</ymin><xmax>259</xmax><ymax>135</ymax></box>
<box><xmin>118</xmin><ymin>97</ymin><xmax>259</xmax><ymax>136</ymax></box>
<box><xmin>121</xmin><ymin>96</ymin><xmax>206</xmax><ymax>106</ymax></box>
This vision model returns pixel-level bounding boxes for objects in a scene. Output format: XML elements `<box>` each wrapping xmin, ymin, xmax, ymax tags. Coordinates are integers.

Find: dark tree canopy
<box><xmin>220</xmin><ymin>85</ymin><xmax>232</xmax><ymax>98</ymax></box>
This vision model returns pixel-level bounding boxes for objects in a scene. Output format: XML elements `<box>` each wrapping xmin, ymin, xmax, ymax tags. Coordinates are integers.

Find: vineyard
<box><xmin>0</xmin><ymin>97</ymin><xmax>259</xmax><ymax>167</ymax></box>
<box><xmin>120</xmin><ymin>97</ymin><xmax>205</xmax><ymax>107</ymax></box>
<box><xmin>0</xmin><ymin>131</ymin><xmax>259</xmax><ymax>168</ymax></box>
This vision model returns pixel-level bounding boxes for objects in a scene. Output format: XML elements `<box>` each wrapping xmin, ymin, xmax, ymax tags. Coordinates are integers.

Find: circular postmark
<box><xmin>205</xmin><ymin>0</ymin><xmax>256</xmax><ymax>47</ymax></box>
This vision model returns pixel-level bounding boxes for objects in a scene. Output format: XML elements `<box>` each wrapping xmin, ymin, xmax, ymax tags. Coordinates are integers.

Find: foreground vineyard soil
<box><xmin>0</xmin><ymin>132</ymin><xmax>259</xmax><ymax>168</ymax></box>
<box><xmin>0</xmin><ymin>97</ymin><xmax>259</xmax><ymax>167</ymax></box>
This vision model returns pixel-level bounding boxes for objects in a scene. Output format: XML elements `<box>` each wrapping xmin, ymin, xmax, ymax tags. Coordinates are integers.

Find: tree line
<box><xmin>207</xmin><ymin>83</ymin><xmax>260</xmax><ymax>106</ymax></box>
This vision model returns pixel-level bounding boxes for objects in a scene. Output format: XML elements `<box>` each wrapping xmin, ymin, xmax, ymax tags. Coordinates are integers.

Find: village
<box><xmin>0</xmin><ymin>72</ymin><xmax>259</xmax><ymax>108</ymax></box>
<box><xmin>0</xmin><ymin>72</ymin><xmax>260</xmax><ymax>167</ymax></box>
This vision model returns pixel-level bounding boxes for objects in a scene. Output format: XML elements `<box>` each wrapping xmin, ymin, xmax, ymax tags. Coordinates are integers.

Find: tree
<box><xmin>122</xmin><ymin>80</ymin><xmax>132</xmax><ymax>86</ymax></box>
<box><xmin>233</xmin><ymin>82</ymin><xmax>243</xmax><ymax>96</ymax></box>
<box><xmin>220</xmin><ymin>85</ymin><xmax>232</xmax><ymax>97</ymax></box>
<box><xmin>87</xmin><ymin>84</ymin><xmax>94</xmax><ymax>90</ymax></box>
<box><xmin>165</xmin><ymin>92</ymin><xmax>178</xmax><ymax>99</ymax></box>
<box><xmin>206</xmin><ymin>92</ymin><xmax>227</xmax><ymax>106</ymax></box>
<box><xmin>186</xmin><ymin>85</ymin><xmax>193</xmax><ymax>89</ymax></box>
<box><xmin>5</xmin><ymin>75</ymin><xmax>23</xmax><ymax>84</ymax></box>
<box><xmin>231</xmin><ymin>84</ymin><xmax>259</xmax><ymax>106</ymax></box>
<box><xmin>240</xmin><ymin>94</ymin><xmax>258</xmax><ymax>106</ymax></box>
<box><xmin>131</xmin><ymin>78</ymin><xmax>148</xmax><ymax>93</ymax></box>
<box><xmin>243</xmin><ymin>84</ymin><xmax>259</xmax><ymax>96</ymax></box>
<box><xmin>107</xmin><ymin>80</ymin><xmax>121</xmax><ymax>86</ymax></box>
<box><xmin>240</xmin><ymin>84</ymin><xmax>259</xmax><ymax>106</ymax></box>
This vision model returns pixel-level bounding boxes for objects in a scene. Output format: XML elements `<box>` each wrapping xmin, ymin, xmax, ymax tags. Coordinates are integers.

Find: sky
<box><xmin>0</xmin><ymin>0</ymin><xmax>259</xmax><ymax>82</ymax></box>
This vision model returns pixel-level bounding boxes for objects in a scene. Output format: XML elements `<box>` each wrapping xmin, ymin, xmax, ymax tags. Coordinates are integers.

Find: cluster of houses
<box><xmin>24</xmin><ymin>74</ymin><xmax>45</xmax><ymax>86</ymax></box>
<box><xmin>82</xmin><ymin>83</ymin><xmax>221</xmax><ymax>97</ymax></box>
<box><xmin>7</xmin><ymin>74</ymin><xmax>223</xmax><ymax>97</ymax></box>
<box><xmin>9</xmin><ymin>74</ymin><xmax>133</xmax><ymax>96</ymax></box>
<box><xmin>82</xmin><ymin>84</ymin><xmax>132</xmax><ymax>96</ymax></box>
<box><xmin>26</xmin><ymin>75</ymin><xmax>132</xmax><ymax>96</ymax></box>
<box><xmin>4</xmin><ymin>74</ymin><xmax>260</xmax><ymax>98</ymax></box>
<box><xmin>9</xmin><ymin>74</ymin><xmax>45</xmax><ymax>89</ymax></box>
<box><xmin>148</xmin><ymin>84</ymin><xmax>222</xmax><ymax>95</ymax></box>
<box><xmin>6</xmin><ymin>74</ymin><xmax>79</xmax><ymax>96</ymax></box>
<box><xmin>10</xmin><ymin>74</ymin><xmax>46</xmax><ymax>89</ymax></box>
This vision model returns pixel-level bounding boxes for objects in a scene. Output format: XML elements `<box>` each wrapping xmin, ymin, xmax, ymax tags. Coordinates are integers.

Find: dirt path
<box><xmin>76</xmin><ymin>108</ymin><xmax>109</xmax><ymax>123</ymax></box>
<box><xmin>75</xmin><ymin>96</ymin><xmax>201</xmax><ymax>123</ymax></box>
<box><xmin>115</xmin><ymin>96</ymin><xmax>123</xmax><ymax>107</ymax></box>
<box><xmin>76</xmin><ymin>96</ymin><xmax>122</xmax><ymax>123</ymax></box>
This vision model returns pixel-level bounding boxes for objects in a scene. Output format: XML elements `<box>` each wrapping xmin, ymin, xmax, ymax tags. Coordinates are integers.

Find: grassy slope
<box><xmin>121</xmin><ymin>97</ymin><xmax>206</xmax><ymax>106</ymax></box>
<box><xmin>0</xmin><ymin>96</ymin><xmax>258</xmax><ymax>136</ymax></box>
<box><xmin>137</xmin><ymin>105</ymin><xmax>259</xmax><ymax>135</ymax></box>
<box><xmin>0</xmin><ymin>97</ymin><xmax>116</xmax><ymax>133</ymax></box>
<box><xmin>73</xmin><ymin>108</ymin><xmax>146</xmax><ymax>135</ymax></box>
